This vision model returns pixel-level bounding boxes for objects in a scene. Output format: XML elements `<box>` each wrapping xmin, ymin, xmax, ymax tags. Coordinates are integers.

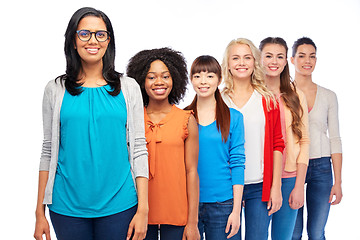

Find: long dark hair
<box><xmin>186</xmin><ymin>55</ymin><xmax>230</xmax><ymax>142</ymax></box>
<box><xmin>260</xmin><ymin>37</ymin><xmax>303</xmax><ymax>140</ymax></box>
<box><xmin>59</xmin><ymin>7</ymin><xmax>122</xmax><ymax>96</ymax></box>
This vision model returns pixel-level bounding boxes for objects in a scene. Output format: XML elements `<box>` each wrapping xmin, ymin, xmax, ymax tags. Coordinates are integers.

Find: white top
<box><xmin>222</xmin><ymin>90</ymin><xmax>265</xmax><ymax>184</ymax></box>
<box><xmin>308</xmin><ymin>85</ymin><xmax>342</xmax><ymax>159</ymax></box>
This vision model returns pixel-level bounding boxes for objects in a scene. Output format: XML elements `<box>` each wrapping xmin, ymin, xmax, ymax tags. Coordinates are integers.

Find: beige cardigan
<box><xmin>282</xmin><ymin>89</ymin><xmax>310</xmax><ymax>172</ymax></box>
<box><xmin>308</xmin><ymin>85</ymin><xmax>342</xmax><ymax>158</ymax></box>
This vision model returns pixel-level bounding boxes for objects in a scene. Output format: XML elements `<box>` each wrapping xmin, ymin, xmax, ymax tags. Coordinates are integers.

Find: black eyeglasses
<box><xmin>76</xmin><ymin>30</ymin><xmax>110</xmax><ymax>42</ymax></box>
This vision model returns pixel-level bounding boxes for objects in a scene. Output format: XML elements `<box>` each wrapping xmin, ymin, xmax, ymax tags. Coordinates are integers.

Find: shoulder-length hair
<box><xmin>126</xmin><ymin>47</ymin><xmax>188</xmax><ymax>106</ymax></box>
<box><xmin>185</xmin><ymin>55</ymin><xmax>230</xmax><ymax>142</ymax></box>
<box><xmin>260</xmin><ymin>37</ymin><xmax>303</xmax><ymax>140</ymax></box>
<box><xmin>221</xmin><ymin>38</ymin><xmax>276</xmax><ymax>110</ymax></box>
<box><xmin>59</xmin><ymin>7</ymin><xmax>122</xmax><ymax>96</ymax></box>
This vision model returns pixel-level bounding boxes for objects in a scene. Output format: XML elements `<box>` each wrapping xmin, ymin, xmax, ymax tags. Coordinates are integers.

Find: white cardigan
<box><xmin>308</xmin><ymin>85</ymin><xmax>342</xmax><ymax>159</ymax></box>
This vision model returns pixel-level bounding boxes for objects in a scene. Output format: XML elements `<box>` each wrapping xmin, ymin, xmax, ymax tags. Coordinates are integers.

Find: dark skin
<box><xmin>144</xmin><ymin>60</ymin><xmax>200</xmax><ymax>240</ymax></box>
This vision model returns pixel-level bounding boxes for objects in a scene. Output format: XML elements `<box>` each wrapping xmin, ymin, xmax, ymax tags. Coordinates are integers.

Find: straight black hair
<box><xmin>186</xmin><ymin>55</ymin><xmax>230</xmax><ymax>142</ymax></box>
<box><xmin>59</xmin><ymin>7</ymin><xmax>121</xmax><ymax>95</ymax></box>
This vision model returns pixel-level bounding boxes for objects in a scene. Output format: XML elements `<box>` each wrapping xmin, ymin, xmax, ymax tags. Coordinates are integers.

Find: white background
<box><xmin>1</xmin><ymin>0</ymin><xmax>359</xmax><ymax>239</ymax></box>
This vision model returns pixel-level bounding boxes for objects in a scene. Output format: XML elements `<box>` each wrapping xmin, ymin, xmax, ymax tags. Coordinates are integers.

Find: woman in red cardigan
<box><xmin>221</xmin><ymin>38</ymin><xmax>285</xmax><ymax>240</ymax></box>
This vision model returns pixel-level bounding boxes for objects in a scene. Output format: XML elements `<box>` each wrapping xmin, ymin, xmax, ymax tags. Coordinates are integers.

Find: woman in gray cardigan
<box><xmin>34</xmin><ymin>7</ymin><xmax>148</xmax><ymax>240</ymax></box>
<box><xmin>291</xmin><ymin>37</ymin><xmax>343</xmax><ymax>240</ymax></box>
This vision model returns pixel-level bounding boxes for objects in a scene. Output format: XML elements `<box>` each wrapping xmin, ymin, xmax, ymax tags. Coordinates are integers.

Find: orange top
<box><xmin>144</xmin><ymin>105</ymin><xmax>192</xmax><ymax>226</ymax></box>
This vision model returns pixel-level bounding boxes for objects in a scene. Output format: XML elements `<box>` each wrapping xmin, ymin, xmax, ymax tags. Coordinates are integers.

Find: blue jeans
<box><xmin>198</xmin><ymin>199</ymin><xmax>240</xmax><ymax>240</ymax></box>
<box><xmin>292</xmin><ymin>157</ymin><xmax>333</xmax><ymax>240</ymax></box>
<box><xmin>242</xmin><ymin>182</ymin><xmax>271</xmax><ymax>240</ymax></box>
<box><xmin>271</xmin><ymin>177</ymin><xmax>298</xmax><ymax>240</ymax></box>
<box><xmin>49</xmin><ymin>205</ymin><xmax>137</xmax><ymax>240</ymax></box>
<box><xmin>145</xmin><ymin>224</ymin><xmax>185</xmax><ymax>240</ymax></box>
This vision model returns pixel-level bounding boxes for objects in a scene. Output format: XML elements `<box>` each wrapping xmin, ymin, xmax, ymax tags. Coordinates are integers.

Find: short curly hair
<box><xmin>126</xmin><ymin>47</ymin><xmax>188</xmax><ymax>106</ymax></box>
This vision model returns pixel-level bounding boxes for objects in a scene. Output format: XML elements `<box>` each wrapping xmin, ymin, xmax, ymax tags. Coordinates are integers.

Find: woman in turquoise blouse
<box><xmin>34</xmin><ymin>7</ymin><xmax>148</xmax><ymax>240</ymax></box>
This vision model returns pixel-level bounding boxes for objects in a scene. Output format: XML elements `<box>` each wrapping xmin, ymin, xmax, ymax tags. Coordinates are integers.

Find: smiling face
<box><xmin>261</xmin><ymin>43</ymin><xmax>287</xmax><ymax>78</ymax></box>
<box><xmin>145</xmin><ymin>60</ymin><xmax>173</xmax><ymax>104</ymax></box>
<box><xmin>75</xmin><ymin>16</ymin><xmax>110</xmax><ymax>66</ymax></box>
<box><xmin>228</xmin><ymin>44</ymin><xmax>255</xmax><ymax>81</ymax></box>
<box><xmin>191</xmin><ymin>71</ymin><xmax>220</xmax><ymax>99</ymax></box>
<box><xmin>291</xmin><ymin>44</ymin><xmax>317</xmax><ymax>76</ymax></box>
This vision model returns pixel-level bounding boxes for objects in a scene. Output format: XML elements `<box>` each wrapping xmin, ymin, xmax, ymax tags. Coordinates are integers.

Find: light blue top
<box><xmin>198</xmin><ymin>108</ymin><xmax>246</xmax><ymax>203</ymax></box>
<box><xmin>40</xmin><ymin>77</ymin><xmax>148</xmax><ymax>205</ymax></box>
<box><xmin>48</xmin><ymin>85</ymin><xmax>137</xmax><ymax>217</ymax></box>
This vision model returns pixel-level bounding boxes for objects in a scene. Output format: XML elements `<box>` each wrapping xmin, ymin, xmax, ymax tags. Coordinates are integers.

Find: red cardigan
<box><xmin>261</xmin><ymin>97</ymin><xmax>285</xmax><ymax>202</ymax></box>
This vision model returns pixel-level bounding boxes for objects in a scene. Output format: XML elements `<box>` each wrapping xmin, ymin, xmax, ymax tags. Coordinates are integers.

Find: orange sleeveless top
<box><xmin>144</xmin><ymin>105</ymin><xmax>192</xmax><ymax>226</ymax></box>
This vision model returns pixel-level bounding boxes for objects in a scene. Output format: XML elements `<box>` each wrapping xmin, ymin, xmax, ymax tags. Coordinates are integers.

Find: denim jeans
<box><xmin>49</xmin><ymin>205</ymin><xmax>137</xmax><ymax>240</ymax></box>
<box><xmin>271</xmin><ymin>177</ymin><xmax>298</xmax><ymax>240</ymax></box>
<box><xmin>242</xmin><ymin>182</ymin><xmax>271</xmax><ymax>240</ymax></box>
<box><xmin>292</xmin><ymin>157</ymin><xmax>333</xmax><ymax>240</ymax></box>
<box><xmin>145</xmin><ymin>224</ymin><xmax>185</xmax><ymax>240</ymax></box>
<box><xmin>198</xmin><ymin>199</ymin><xmax>240</xmax><ymax>240</ymax></box>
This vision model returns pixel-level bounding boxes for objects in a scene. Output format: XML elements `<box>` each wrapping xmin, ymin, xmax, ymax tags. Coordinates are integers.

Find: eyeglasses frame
<box><xmin>76</xmin><ymin>30</ymin><xmax>110</xmax><ymax>42</ymax></box>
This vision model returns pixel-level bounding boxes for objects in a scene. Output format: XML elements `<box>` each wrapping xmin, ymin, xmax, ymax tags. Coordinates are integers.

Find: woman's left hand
<box><xmin>182</xmin><ymin>223</ymin><xmax>200</xmax><ymax>240</ymax></box>
<box><xmin>289</xmin><ymin>185</ymin><xmax>305</xmax><ymax>209</ymax></box>
<box><xmin>329</xmin><ymin>183</ymin><xmax>343</xmax><ymax>205</ymax></box>
<box><xmin>225</xmin><ymin>211</ymin><xmax>240</xmax><ymax>239</ymax></box>
<box><xmin>267</xmin><ymin>185</ymin><xmax>282</xmax><ymax>216</ymax></box>
<box><xmin>127</xmin><ymin>210</ymin><xmax>148</xmax><ymax>240</ymax></box>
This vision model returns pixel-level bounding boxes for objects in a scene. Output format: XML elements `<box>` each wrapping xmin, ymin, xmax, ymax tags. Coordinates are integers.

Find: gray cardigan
<box><xmin>39</xmin><ymin>76</ymin><xmax>148</xmax><ymax>204</ymax></box>
<box><xmin>309</xmin><ymin>85</ymin><xmax>342</xmax><ymax>159</ymax></box>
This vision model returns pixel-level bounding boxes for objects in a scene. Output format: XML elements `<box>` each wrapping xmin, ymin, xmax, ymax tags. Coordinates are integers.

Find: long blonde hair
<box><xmin>221</xmin><ymin>38</ymin><xmax>276</xmax><ymax>110</ymax></box>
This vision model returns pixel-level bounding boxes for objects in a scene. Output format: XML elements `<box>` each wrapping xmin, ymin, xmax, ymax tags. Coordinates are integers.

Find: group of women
<box><xmin>34</xmin><ymin>7</ymin><xmax>343</xmax><ymax>240</ymax></box>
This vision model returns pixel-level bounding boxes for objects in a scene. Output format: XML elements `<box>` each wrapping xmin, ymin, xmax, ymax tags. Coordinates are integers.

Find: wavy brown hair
<box><xmin>260</xmin><ymin>37</ymin><xmax>303</xmax><ymax>140</ymax></box>
<box><xmin>185</xmin><ymin>55</ymin><xmax>230</xmax><ymax>142</ymax></box>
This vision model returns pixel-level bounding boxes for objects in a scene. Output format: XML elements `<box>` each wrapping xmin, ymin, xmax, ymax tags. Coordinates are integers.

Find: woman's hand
<box><xmin>267</xmin><ymin>185</ymin><xmax>282</xmax><ymax>216</ymax></box>
<box><xmin>225</xmin><ymin>211</ymin><xmax>240</xmax><ymax>239</ymax></box>
<box><xmin>34</xmin><ymin>172</ymin><xmax>51</xmax><ymax>240</ymax></box>
<box><xmin>127</xmin><ymin>209</ymin><xmax>148</xmax><ymax>240</ymax></box>
<box><xmin>128</xmin><ymin>176</ymin><xmax>148</xmax><ymax>240</ymax></box>
<box><xmin>289</xmin><ymin>184</ymin><xmax>305</xmax><ymax>209</ymax></box>
<box><xmin>182</xmin><ymin>223</ymin><xmax>200</xmax><ymax>240</ymax></box>
<box><xmin>329</xmin><ymin>183</ymin><xmax>342</xmax><ymax>205</ymax></box>
<box><xmin>34</xmin><ymin>215</ymin><xmax>51</xmax><ymax>240</ymax></box>
<box><xmin>330</xmin><ymin>153</ymin><xmax>343</xmax><ymax>205</ymax></box>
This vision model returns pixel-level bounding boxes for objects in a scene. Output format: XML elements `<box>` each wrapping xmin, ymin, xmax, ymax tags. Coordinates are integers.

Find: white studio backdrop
<box><xmin>0</xmin><ymin>0</ymin><xmax>359</xmax><ymax>239</ymax></box>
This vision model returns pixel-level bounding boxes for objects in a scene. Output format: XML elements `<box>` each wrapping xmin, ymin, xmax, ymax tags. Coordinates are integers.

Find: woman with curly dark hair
<box><xmin>127</xmin><ymin>48</ymin><xmax>200</xmax><ymax>240</ymax></box>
